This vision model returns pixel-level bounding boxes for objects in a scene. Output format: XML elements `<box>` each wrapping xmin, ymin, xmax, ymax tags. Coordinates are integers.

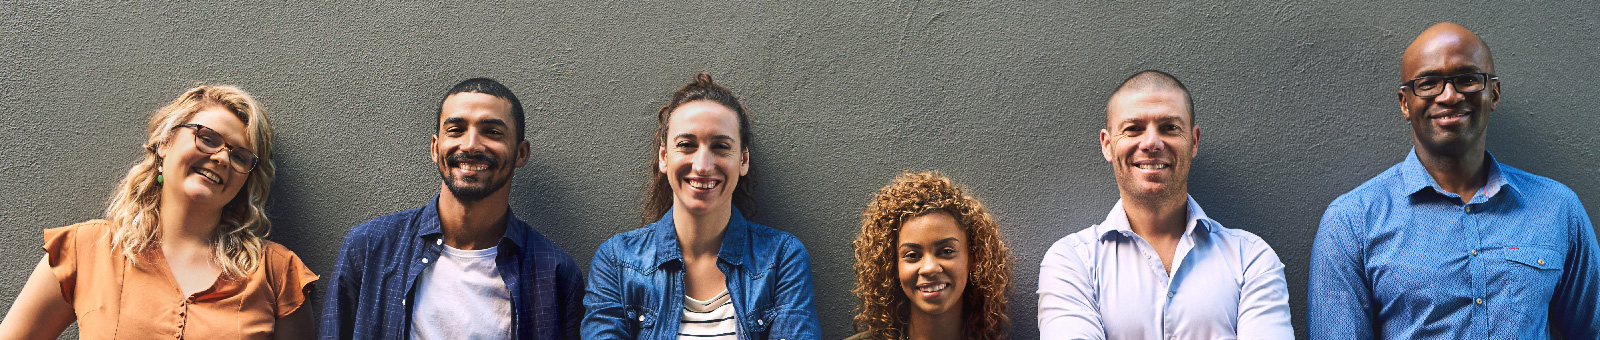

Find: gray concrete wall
<box><xmin>3</xmin><ymin>2</ymin><xmax>1597</xmax><ymax>339</ymax></box>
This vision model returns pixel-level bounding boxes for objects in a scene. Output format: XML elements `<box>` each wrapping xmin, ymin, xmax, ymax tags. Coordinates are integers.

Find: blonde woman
<box><xmin>0</xmin><ymin>85</ymin><xmax>318</xmax><ymax>339</ymax></box>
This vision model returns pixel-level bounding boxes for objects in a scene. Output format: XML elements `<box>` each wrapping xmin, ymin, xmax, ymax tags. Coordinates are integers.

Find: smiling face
<box><xmin>896</xmin><ymin>211</ymin><xmax>969</xmax><ymax>319</ymax></box>
<box><xmin>1101</xmin><ymin>88</ymin><xmax>1199</xmax><ymax>203</ymax></box>
<box><xmin>431</xmin><ymin>92</ymin><xmax>529</xmax><ymax>203</ymax></box>
<box><xmin>1399</xmin><ymin>23</ymin><xmax>1498</xmax><ymax>158</ymax></box>
<box><xmin>659</xmin><ymin>100</ymin><xmax>749</xmax><ymax>217</ymax></box>
<box><xmin>158</xmin><ymin>107</ymin><xmax>252</xmax><ymax>212</ymax></box>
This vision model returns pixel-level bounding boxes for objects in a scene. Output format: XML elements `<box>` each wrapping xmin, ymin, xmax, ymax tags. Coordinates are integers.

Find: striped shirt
<box><xmin>678</xmin><ymin>290</ymin><xmax>737</xmax><ymax>339</ymax></box>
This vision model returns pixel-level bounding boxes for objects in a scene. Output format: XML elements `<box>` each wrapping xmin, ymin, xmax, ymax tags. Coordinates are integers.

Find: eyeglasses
<box><xmin>173</xmin><ymin>123</ymin><xmax>259</xmax><ymax>174</ymax></box>
<box><xmin>1400</xmin><ymin>72</ymin><xmax>1497</xmax><ymax>97</ymax></box>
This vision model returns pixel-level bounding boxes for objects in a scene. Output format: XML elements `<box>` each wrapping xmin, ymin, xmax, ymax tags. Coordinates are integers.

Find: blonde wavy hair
<box><xmin>852</xmin><ymin>171</ymin><xmax>1012</xmax><ymax>340</ymax></box>
<box><xmin>104</xmin><ymin>85</ymin><xmax>275</xmax><ymax>279</ymax></box>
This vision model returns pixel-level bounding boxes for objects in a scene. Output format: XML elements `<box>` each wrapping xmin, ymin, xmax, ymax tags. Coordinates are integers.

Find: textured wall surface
<box><xmin>3</xmin><ymin>2</ymin><xmax>1598</xmax><ymax>339</ymax></box>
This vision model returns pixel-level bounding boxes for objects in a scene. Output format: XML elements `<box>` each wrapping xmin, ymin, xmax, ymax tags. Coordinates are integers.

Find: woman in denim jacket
<box><xmin>582</xmin><ymin>73</ymin><xmax>822</xmax><ymax>340</ymax></box>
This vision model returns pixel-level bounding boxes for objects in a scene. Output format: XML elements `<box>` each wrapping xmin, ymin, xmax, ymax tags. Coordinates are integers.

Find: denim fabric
<box><xmin>1310</xmin><ymin>150</ymin><xmax>1600</xmax><ymax>339</ymax></box>
<box><xmin>582</xmin><ymin>207</ymin><xmax>821</xmax><ymax>340</ymax></box>
<box><xmin>319</xmin><ymin>196</ymin><xmax>586</xmax><ymax>340</ymax></box>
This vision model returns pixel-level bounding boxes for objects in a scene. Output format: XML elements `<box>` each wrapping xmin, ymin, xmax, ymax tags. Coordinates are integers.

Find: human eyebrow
<box><xmin>1417</xmin><ymin>66</ymin><xmax>1483</xmax><ymax>78</ymax></box>
<box><xmin>899</xmin><ymin>243</ymin><xmax>925</xmax><ymax>250</ymax></box>
<box><xmin>479</xmin><ymin>118</ymin><xmax>508</xmax><ymax>128</ymax></box>
<box><xmin>932</xmin><ymin>237</ymin><xmax>961</xmax><ymax>247</ymax></box>
<box><xmin>441</xmin><ymin>117</ymin><xmax>467</xmax><ymax>125</ymax></box>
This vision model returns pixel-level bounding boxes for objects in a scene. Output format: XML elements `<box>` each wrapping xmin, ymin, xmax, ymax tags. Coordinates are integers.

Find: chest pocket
<box><xmin>741</xmin><ymin>304</ymin><xmax>771</xmax><ymax>339</ymax></box>
<box><xmin>1500</xmin><ymin>247</ymin><xmax>1563</xmax><ymax>306</ymax></box>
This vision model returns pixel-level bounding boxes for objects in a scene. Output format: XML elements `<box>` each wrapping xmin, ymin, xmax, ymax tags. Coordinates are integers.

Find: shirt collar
<box><xmin>416</xmin><ymin>194</ymin><xmax>527</xmax><ymax>249</ymax></box>
<box><xmin>649</xmin><ymin>206</ymin><xmax>750</xmax><ymax>269</ymax></box>
<box><xmin>1397</xmin><ymin>148</ymin><xmax>1518</xmax><ymax>201</ymax></box>
<box><xmin>1097</xmin><ymin>195</ymin><xmax>1213</xmax><ymax>240</ymax></box>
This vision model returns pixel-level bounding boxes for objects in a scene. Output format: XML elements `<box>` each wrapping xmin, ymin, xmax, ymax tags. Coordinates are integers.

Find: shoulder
<box><xmin>260</xmin><ymin>240</ymin><xmax>319</xmax><ymax>283</ymax></box>
<box><xmin>1499</xmin><ymin>163</ymin><xmax>1583</xmax><ymax>204</ymax></box>
<box><xmin>1042</xmin><ymin>225</ymin><xmax>1104</xmax><ymax>271</ymax></box>
<box><xmin>1207</xmin><ymin>222</ymin><xmax>1281</xmax><ymax>259</ymax></box>
<box><xmin>340</xmin><ymin>206</ymin><xmax>425</xmax><ymax>247</ymax></box>
<box><xmin>745</xmin><ymin>222</ymin><xmax>806</xmax><ymax>251</ymax></box>
<box><xmin>46</xmin><ymin>219</ymin><xmax>115</xmax><ymax>240</ymax></box>
<box><xmin>508</xmin><ymin>221</ymin><xmax>581</xmax><ymax>267</ymax></box>
<box><xmin>592</xmin><ymin>224</ymin><xmax>660</xmax><ymax>267</ymax></box>
<box><xmin>43</xmin><ymin>219</ymin><xmax>117</xmax><ymax>255</ymax></box>
<box><xmin>1327</xmin><ymin>161</ymin><xmax>1408</xmax><ymax>213</ymax></box>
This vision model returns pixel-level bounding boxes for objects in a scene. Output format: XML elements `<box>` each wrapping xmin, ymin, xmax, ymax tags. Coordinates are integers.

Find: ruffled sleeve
<box><xmin>40</xmin><ymin>221</ymin><xmax>111</xmax><ymax>304</ymax></box>
<box><xmin>263</xmin><ymin>242</ymin><xmax>320</xmax><ymax>318</ymax></box>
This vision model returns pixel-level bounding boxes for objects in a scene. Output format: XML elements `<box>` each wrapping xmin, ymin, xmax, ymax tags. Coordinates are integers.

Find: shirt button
<box><xmin>436</xmin><ymin>239</ymin><xmax>443</xmax><ymax>245</ymax></box>
<box><xmin>421</xmin><ymin>258</ymin><xmax>429</xmax><ymax>264</ymax></box>
<box><xmin>1476</xmin><ymin>298</ymin><xmax>1484</xmax><ymax>305</ymax></box>
<box><xmin>1538</xmin><ymin>259</ymin><xmax>1546</xmax><ymax>266</ymax></box>
<box><xmin>637</xmin><ymin>315</ymin><xmax>645</xmax><ymax>322</ymax></box>
<box><xmin>1167</xmin><ymin>291</ymin><xmax>1175</xmax><ymax>298</ymax></box>
<box><xmin>1465</xmin><ymin>206</ymin><xmax>1472</xmax><ymax>212</ymax></box>
<box><xmin>1470</xmin><ymin>250</ymin><xmax>1477</xmax><ymax>256</ymax></box>
<box><xmin>757</xmin><ymin>319</ymin><xmax>765</xmax><ymax>326</ymax></box>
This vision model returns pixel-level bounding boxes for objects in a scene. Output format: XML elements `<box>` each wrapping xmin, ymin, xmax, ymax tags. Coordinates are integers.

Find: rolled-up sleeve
<box><xmin>1235</xmin><ymin>239</ymin><xmax>1294</xmax><ymax>339</ymax></box>
<box><xmin>1037</xmin><ymin>237</ymin><xmax>1104</xmax><ymax>340</ymax></box>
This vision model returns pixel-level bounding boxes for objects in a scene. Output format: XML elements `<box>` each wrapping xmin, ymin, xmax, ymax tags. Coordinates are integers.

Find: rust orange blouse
<box><xmin>42</xmin><ymin>220</ymin><xmax>318</xmax><ymax>339</ymax></box>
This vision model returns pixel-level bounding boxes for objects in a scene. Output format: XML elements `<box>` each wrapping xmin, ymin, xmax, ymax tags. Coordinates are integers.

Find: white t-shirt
<box><xmin>410</xmin><ymin>244</ymin><xmax>513</xmax><ymax>340</ymax></box>
<box><xmin>678</xmin><ymin>290</ymin><xmax>738</xmax><ymax>340</ymax></box>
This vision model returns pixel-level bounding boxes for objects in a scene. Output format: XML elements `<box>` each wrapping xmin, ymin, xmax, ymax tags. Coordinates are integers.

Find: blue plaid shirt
<box><xmin>1309</xmin><ymin>150</ymin><xmax>1600</xmax><ymax>339</ymax></box>
<box><xmin>320</xmin><ymin>196</ymin><xmax>585</xmax><ymax>340</ymax></box>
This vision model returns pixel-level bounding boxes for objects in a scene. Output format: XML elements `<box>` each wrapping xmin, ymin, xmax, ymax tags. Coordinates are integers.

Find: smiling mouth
<box><xmin>194</xmin><ymin>167</ymin><xmax>222</xmax><ymax>184</ymax></box>
<box><xmin>688</xmin><ymin>179</ymin><xmax>720</xmax><ymax>190</ymax></box>
<box><xmin>919</xmin><ymin>283</ymin><xmax>948</xmax><ymax>293</ymax></box>
<box><xmin>460</xmin><ymin>163</ymin><xmax>488</xmax><ymax>171</ymax></box>
<box><xmin>1136</xmin><ymin>163</ymin><xmax>1168</xmax><ymax>170</ymax></box>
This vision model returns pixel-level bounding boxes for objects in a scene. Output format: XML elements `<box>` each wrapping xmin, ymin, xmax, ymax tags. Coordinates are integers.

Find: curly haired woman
<box><xmin>849</xmin><ymin>171</ymin><xmax>1013</xmax><ymax>340</ymax></box>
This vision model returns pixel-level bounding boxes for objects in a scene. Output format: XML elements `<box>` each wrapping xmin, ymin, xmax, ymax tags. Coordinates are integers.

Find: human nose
<box><xmin>1137</xmin><ymin>126</ymin><xmax>1166</xmax><ymax>152</ymax></box>
<box><xmin>690</xmin><ymin>147</ymin><xmax>716</xmax><ymax>175</ymax></box>
<box><xmin>918</xmin><ymin>256</ymin><xmax>943</xmax><ymax>276</ymax></box>
<box><xmin>1434</xmin><ymin>82</ymin><xmax>1465</xmax><ymax>105</ymax></box>
<box><xmin>460</xmin><ymin>130</ymin><xmax>486</xmax><ymax>152</ymax></box>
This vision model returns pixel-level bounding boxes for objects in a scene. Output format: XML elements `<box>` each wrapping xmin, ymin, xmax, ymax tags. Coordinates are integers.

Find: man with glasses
<box><xmin>1309</xmin><ymin>22</ymin><xmax>1600</xmax><ymax>339</ymax></box>
<box><xmin>1037</xmin><ymin>70</ymin><xmax>1294</xmax><ymax>339</ymax></box>
<box><xmin>320</xmin><ymin>78</ymin><xmax>585</xmax><ymax>340</ymax></box>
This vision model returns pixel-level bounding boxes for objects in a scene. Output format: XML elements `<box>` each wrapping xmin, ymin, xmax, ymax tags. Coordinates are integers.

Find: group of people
<box><xmin>1</xmin><ymin>22</ymin><xmax>1596</xmax><ymax>340</ymax></box>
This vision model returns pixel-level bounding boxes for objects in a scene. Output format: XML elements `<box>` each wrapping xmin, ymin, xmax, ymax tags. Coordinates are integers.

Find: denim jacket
<box><xmin>581</xmin><ymin>207</ymin><xmax>822</xmax><ymax>340</ymax></box>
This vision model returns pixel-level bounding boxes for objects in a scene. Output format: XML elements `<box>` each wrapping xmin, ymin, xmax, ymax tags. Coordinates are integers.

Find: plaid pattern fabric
<box><xmin>320</xmin><ymin>196</ymin><xmax>585</xmax><ymax>340</ymax></box>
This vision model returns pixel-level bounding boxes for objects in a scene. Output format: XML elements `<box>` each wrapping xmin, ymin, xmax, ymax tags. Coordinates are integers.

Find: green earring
<box><xmin>156</xmin><ymin>174</ymin><xmax>163</xmax><ymax>183</ymax></box>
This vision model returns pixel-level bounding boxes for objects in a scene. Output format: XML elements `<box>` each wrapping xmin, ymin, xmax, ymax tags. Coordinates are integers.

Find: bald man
<box><xmin>1309</xmin><ymin>23</ymin><xmax>1600</xmax><ymax>339</ymax></box>
<box><xmin>1038</xmin><ymin>70</ymin><xmax>1293</xmax><ymax>339</ymax></box>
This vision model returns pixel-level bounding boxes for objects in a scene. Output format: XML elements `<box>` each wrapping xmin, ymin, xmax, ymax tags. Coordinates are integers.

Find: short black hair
<box><xmin>438</xmin><ymin>77</ymin><xmax>525</xmax><ymax>142</ymax></box>
<box><xmin>1109</xmin><ymin>70</ymin><xmax>1194</xmax><ymax>126</ymax></box>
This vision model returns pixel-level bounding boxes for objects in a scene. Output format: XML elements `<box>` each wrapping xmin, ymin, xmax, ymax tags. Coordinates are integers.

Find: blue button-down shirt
<box><xmin>1310</xmin><ymin>150</ymin><xmax>1600</xmax><ymax>339</ymax></box>
<box><xmin>320</xmin><ymin>196</ymin><xmax>586</xmax><ymax>340</ymax></box>
<box><xmin>1037</xmin><ymin>196</ymin><xmax>1295</xmax><ymax>340</ymax></box>
<box><xmin>581</xmin><ymin>207</ymin><xmax>821</xmax><ymax>340</ymax></box>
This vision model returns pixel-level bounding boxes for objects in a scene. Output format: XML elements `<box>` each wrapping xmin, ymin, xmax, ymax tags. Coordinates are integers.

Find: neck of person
<box><xmin>673</xmin><ymin>203</ymin><xmax>731</xmax><ymax>259</ymax></box>
<box><xmin>1415</xmin><ymin>141</ymin><xmax>1489</xmax><ymax>202</ymax></box>
<box><xmin>906</xmin><ymin>308</ymin><xmax>963</xmax><ymax>340</ymax></box>
<box><xmin>156</xmin><ymin>196</ymin><xmax>222</xmax><ymax>252</ymax></box>
<box><xmin>1121</xmin><ymin>190</ymin><xmax>1190</xmax><ymax>241</ymax></box>
<box><xmin>436</xmin><ymin>185</ymin><xmax>510</xmax><ymax>251</ymax></box>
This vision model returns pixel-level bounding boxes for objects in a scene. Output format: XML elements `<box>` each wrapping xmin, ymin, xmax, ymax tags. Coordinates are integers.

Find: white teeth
<box><xmin>1137</xmin><ymin>164</ymin><xmax>1167</xmax><ymax>170</ymax></box>
<box><xmin>462</xmin><ymin>164</ymin><xmax>487</xmax><ymax>171</ymax></box>
<box><xmin>919</xmin><ymin>283</ymin><xmax>947</xmax><ymax>293</ymax></box>
<box><xmin>197</xmin><ymin>169</ymin><xmax>220</xmax><ymax>183</ymax></box>
<box><xmin>690</xmin><ymin>181</ymin><xmax>716</xmax><ymax>190</ymax></box>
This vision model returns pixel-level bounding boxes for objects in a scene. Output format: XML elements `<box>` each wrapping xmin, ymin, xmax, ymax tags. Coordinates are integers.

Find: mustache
<box><xmin>446</xmin><ymin>151</ymin><xmax>499</xmax><ymax>168</ymax></box>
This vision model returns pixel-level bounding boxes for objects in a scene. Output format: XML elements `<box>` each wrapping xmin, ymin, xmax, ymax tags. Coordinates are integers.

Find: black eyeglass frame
<box><xmin>173</xmin><ymin>123</ymin><xmax>259</xmax><ymax>174</ymax></box>
<box><xmin>1400</xmin><ymin>72</ymin><xmax>1499</xmax><ymax>97</ymax></box>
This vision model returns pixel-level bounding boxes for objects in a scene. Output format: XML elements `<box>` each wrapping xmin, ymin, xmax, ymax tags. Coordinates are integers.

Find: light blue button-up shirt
<box><xmin>1309</xmin><ymin>150</ymin><xmax>1600</xmax><ymax>339</ymax></box>
<box><xmin>1038</xmin><ymin>196</ymin><xmax>1294</xmax><ymax>340</ymax></box>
